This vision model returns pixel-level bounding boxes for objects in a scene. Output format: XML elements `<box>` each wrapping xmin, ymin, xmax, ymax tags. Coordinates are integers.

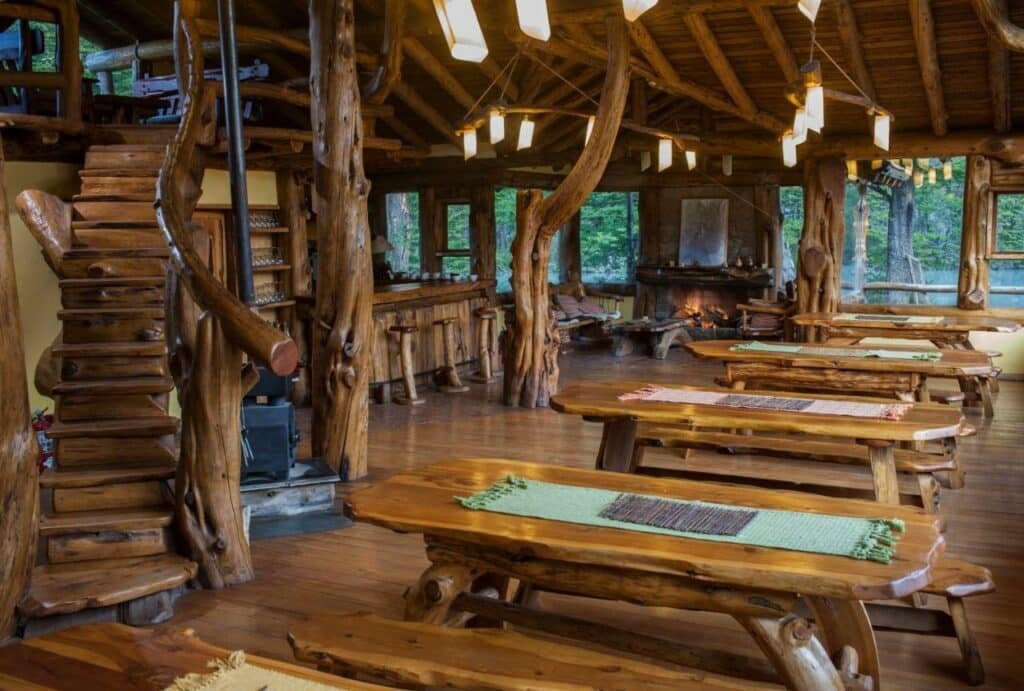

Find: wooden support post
<box><xmin>753</xmin><ymin>180</ymin><xmax>782</xmax><ymax>299</ymax></box>
<box><xmin>0</xmin><ymin>138</ymin><xmax>40</xmax><ymax>641</ymax></box>
<box><xmin>796</xmin><ymin>159</ymin><xmax>847</xmax><ymax>341</ymax></box>
<box><xmin>469</xmin><ymin>185</ymin><xmax>496</xmax><ymax>295</ymax></box>
<box><xmin>851</xmin><ymin>182</ymin><xmax>869</xmax><ymax>303</ymax></box>
<box><xmin>309</xmin><ymin>0</ymin><xmax>374</xmax><ymax>480</ymax></box>
<box><xmin>735</xmin><ymin>615</ymin><xmax>845</xmax><ymax>691</ymax></box>
<box><xmin>276</xmin><ymin>169</ymin><xmax>312</xmax><ymax>404</ymax></box>
<box><xmin>909</xmin><ymin>0</ymin><xmax>949</xmax><ymax>136</ymax></box>
<box><xmin>862</xmin><ymin>440</ymin><xmax>901</xmax><ymax>505</ymax></box>
<box><xmin>419</xmin><ymin>186</ymin><xmax>441</xmax><ymax>274</ymax></box>
<box><xmin>958</xmin><ymin>156</ymin><xmax>992</xmax><ymax>310</ymax></box>
<box><xmin>503</xmin><ymin>16</ymin><xmax>631</xmax><ymax>408</ymax></box>
<box><xmin>558</xmin><ymin>212</ymin><xmax>581</xmax><ymax>284</ymax></box>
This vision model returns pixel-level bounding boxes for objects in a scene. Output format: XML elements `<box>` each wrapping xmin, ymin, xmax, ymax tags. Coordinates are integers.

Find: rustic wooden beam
<box><xmin>972</xmin><ymin>0</ymin><xmax>1024</xmax><ymax>51</ymax></box>
<box><xmin>808</xmin><ymin>129</ymin><xmax>1024</xmax><ymax>163</ymax></box>
<box><xmin>832</xmin><ymin>0</ymin><xmax>877</xmax><ymax>102</ymax></box>
<box><xmin>195</xmin><ymin>18</ymin><xmax>310</xmax><ymax>57</ymax></box>
<box><xmin>403</xmin><ymin>37</ymin><xmax>475</xmax><ymax>110</ymax></box>
<box><xmin>277</xmin><ymin>169</ymin><xmax>312</xmax><ymax>403</ymax></box>
<box><xmin>391</xmin><ymin>81</ymin><xmax>461</xmax><ymax>147</ymax></box>
<box><xmin>363</xmin><ymin>0</ymin><xmax>405</xmax><ymax>105</ymax></box>
<box><xmin>309</xmin><ymin>0</ymin><xmax>374</xmax><ymax>479</ymax></box>
<box><xmin>749</xmin><ymin>5</ymin><xmax>800</xmax><ymax>82</ymax></box>
<box><xmin>0</xmin><ymin>136</ymin><xmax>39</xmax><ymax>642</ymax></box>
<box><xmin>381</xmin><ymin>113</ymin><xmax>430</xmax><ymax>149</ymax></box>
<box><xmin>908</xmin><ymin>0</ymin><xmax>949</xmax><ymax>136</ymax></box>
<box><xmin>684</xmin><ymin>12</ymin><xmax>758</xmax><ymax>117</ymax></box>
<box><xmin>986</xmin><ymin>0</ymin><xmax>1012</xmax><ymax>132</ymax></box>
<box><xmin>626</xmin><ymin>18</ymin><xmax>678</xmax><ymax>86</ymax></box>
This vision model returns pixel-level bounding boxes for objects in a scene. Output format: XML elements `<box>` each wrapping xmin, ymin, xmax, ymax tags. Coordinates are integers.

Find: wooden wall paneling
<box><xmin>419</xmin><ymin>186</ymin><xmax>440</xmax><ymax>274</ymax></box>
<box><xmin>276</xmin><ymin>170</ymin><xmax>312</xmax><ymax>403</ymax></box>
<box><xmin>958</xmin><ymin>156</ymin><xmax>993</xmax><ymax>310</ymax></box>
<box><xmin>558</xmin><ymin>212</ymin><xmax>582</xmax><ymax>284</ymax></box>
<box><xmin>469</xmin><ymin>185</ymin><xmax>496</xmax><ymax>297</ymax></box>
<box><xmin>796</xmin><ymin>159</ymin><xmax>847</xmax><ymax>340</ymax></box>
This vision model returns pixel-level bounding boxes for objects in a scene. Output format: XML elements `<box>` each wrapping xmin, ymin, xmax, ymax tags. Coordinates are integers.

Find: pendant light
<box><xmin>657</xmin><ymin>138</ymin><xmax>672</xmax><ymax>172</ymax></box>
<box><xmin>846</xmin><ymin>160</ymin><xmax>858</xmax><ymax>181</ymax></box>
<box><xmin>623</xmin><ymin>0</ymin><xmax>658</xmax><ymax>22</ymax></box>
<box><xmin>515</xmin><ymin>0</ymin><xmax>551</xmax><ymax>41</ymax></box>
<box><xmin>489</xmin><ymin>107</ymin><xmax>505</xmax><ymax>144</ymax></box>
<box><xmin>461</xmin><ymin>127</ymin><xmax>477</xmax><ymax>160</ymax></box>
<box><xmin>913</xmin><ymin>168</ymin><xmax>924</xmax><ymax>187</ymax></box>
<box><xmin>640</xmin><ymin>150</ymin><xmax>652</xmax><ymax>172</ymax></box>
<box><xmin>928</xmin><ymin>168</ymin><xmax>937</xmax><ymax>185</ymax></box>
<box><xmin>517</xmin><ymin>117</ymin><xmax>534</xmax><ymax>150</ymax></box>
<box><xmin>722</xmin><ymin>154</ymin><xmax>733</xmax><ymax>176</ymax></box>
<box><xmin>585</xmin><ymin>115</ymin><xmax>596</xmax><ymax>144</ymax></box>
<box><xmin>782</xmin><ymin>132</ymin><xmax>797</xmax><ymax>168</ymax></box>
<box><xmin>798</xmin><ymin>0</ymin><xmax>821</xmax><ymax>23</ymax></box>
<box><xmin>792</xmin><ymin>107</ymin><xmax>808</xmax><ymax>145</ymax></box>
<box><xmin>685</xmin><ymin>150</ymin><xmax>697</xmax><ymax>171</ymax></box>
<box><xmin>801</xmin><ymin>62</ymin><xmax>824</xmax><ymax>133</ymax></box>
<box><xmin>943</xmin><ymin>159</ymin><xmax>953</xmax><ymax>180</ymax></box>
<box><xmin>432</xmin><ymin>0</ymin><xmax>488</xmax><ymax>63</ymax></box>
<box><xmin>873</xmin><ymin>113</ymin><xmax>890</xmax><ymax>151</ymax></box>
<box><xmin>871</xmin><ymin>159</ymin><xmax>883</xmax><ymax>170</ymax></box>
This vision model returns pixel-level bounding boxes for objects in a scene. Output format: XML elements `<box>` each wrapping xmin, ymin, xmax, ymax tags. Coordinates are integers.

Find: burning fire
<box><xmin>674</xmin><ymin>303</ymin><xmax>732</xmax><ymax>330</ymax></box>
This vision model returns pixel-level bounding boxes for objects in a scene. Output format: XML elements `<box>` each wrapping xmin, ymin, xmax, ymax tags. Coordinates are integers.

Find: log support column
<box><xmin>796</xmin><ymin>159</ymin><xmax>847</xmax><ymax>341</ymax></box>
<box><xmin>958</xmin><ymin>156</ymin><xmax>993</xmax><ymax>310</ymax></box>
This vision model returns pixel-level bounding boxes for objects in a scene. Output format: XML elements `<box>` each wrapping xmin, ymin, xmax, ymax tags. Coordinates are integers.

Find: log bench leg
<box><xmin>949</xmin><ymin>596</ymin><xmax>986</xmax><ymax>686</ymax></box>
<box><xmin>862</xmin><ymin>440</ymin><xmax>900</xmax><ymax>505</ymax></box>
<box><xmin>736</xmin><ymin>614</ymin><xmax>845</xmax><ymax>691</ymax></box>
<box><xmin>611</xmin><ymin>334</ymin><xmax>635</xmax><ymax>358</ymax></box>
<box><xmin>404</xmin><ymin>562</ymin><xmax>477</xmax><ymax>625</ymax></box>
<box><xmin>978</xmin><ymin>378</ymin><xmax>994</xmax><ymax>418</ymax></box>
<box><xmin>651</xmin><ymin>328</ymin><xmax>682</xmax><ymax>359</ymax></box>
<box><xmin>804</xmin><ymin>596</ymin><xmax>880</xmax><ymax>691</ymax></box>
<box><xmin>596</xmin><ymin>419</ymin><xmax>639</xmax><ymax>473</ymax></box>
<box><xmin>917</xmin><ymin>474</ymin><xmax>941</xmax><ymax>514</ymax></box>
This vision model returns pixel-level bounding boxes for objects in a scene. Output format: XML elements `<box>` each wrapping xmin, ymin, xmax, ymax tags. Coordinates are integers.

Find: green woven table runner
<box><xmin>731</xmin><ymin>340</ymin><xmax>941</xmax><ymax>361</ymax></box>
<box><xmin>457</xmin><ymin>477</ymin><xmax>904</xmax><ymax>564</ymax></box>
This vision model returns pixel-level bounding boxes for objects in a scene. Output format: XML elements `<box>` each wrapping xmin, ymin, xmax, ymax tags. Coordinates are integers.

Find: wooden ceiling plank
<box><xmin>908</xmin><ymin>0</ymin><xmax>949</xmax><ymax>136</ymax></box>
<box><xmin>832</xmin><ymin>0</ymin><xmax>877</xmax><ymax>102</ymax></box>
<box><xmin>748</xmin><ymin>5</ymin><xmax>801</xmax><ymax>83</ymax></box>
<box><xmin>683</xmin><ymin>12</ymin><xmax>758</xmax><ymax>117</ymax></box>
<box><xmin>403</xmin><ymin>37</ymin><xmax>476</xmax><ymax>110</ymax></box>
<box><xmin>381</xmin><ymin>113</ymin><xmax>431</xmax><ymax>149</ymax></box>
<box><xmin>987</xmin><ymin>0</ymin><xmax>1012</xmax><ymax>132</ymax></box>
<box><xmin>391</xmin><ymin>81</ymin><xmax>461</xmax><ymax>147</ymax></box>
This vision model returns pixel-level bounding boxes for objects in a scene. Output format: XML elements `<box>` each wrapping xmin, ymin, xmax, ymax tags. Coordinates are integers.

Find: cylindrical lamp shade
<box><xmin>462</xmin><ymin>127</ymin><xmax>477</xmax><ymax>160</ymax></box>
<box><xmin>432</xmin><ymin>0</ymin><xmax>488</xmax><ymax>62</ymax></box>
<box><xmin>657</xmin><ymin>138</ymin><xmax>672</xmax><ymax>171</ymax></box>
<box><xmin>489</xmin><ymin>108</ymin><xmax>505</xmax><ymax>144</ymax></box>
<box><xmin>516</xmin><ymin>0</ymin><xmax>551</xmax><ymax>41</ymax></box>
<box><xmin>517</xmin><ymin>117</ymin><xmax>534</xmax><ymax>150</ymax></box>
<box><xmin>623</xmin><ymin>0</ymin><xmax>658</xmax><ymax>22</ymax></box>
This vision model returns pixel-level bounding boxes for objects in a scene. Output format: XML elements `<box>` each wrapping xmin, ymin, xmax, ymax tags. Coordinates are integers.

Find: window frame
<box><xmin>990</xmin><ymin>189</ymin><xmax>1024</xmax><ymax>260</ymax></box>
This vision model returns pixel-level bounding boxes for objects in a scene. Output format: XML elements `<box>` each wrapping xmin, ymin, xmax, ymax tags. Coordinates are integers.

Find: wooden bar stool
<box><xmin>433</xmin><ymin>317</ymin><xmax>469</xmax><ymax>393</ymax></box>
<box><xmin>470</xmin><ymin>307</ymin><xmax>498</xmax><ymax>384</ymax></box>
<box><xmin>389</xmin><ymin>324</ymin><xmax>424</xmax><ymax>405</ymax></box>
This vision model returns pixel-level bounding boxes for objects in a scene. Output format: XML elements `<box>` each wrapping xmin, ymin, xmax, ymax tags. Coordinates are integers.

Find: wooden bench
<box><xmin>289</xmin><ymin>612</ymin><xmax>773</xmax><ymax>690</ymax></box>
<box><xmin>633</xmin><ymin>425</ymin><xmax>964</xmax><ymax>512</ymax></box>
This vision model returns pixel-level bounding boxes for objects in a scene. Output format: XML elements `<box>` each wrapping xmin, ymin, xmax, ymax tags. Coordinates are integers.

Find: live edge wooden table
<box><xmin>346</xmin><ymin>458</ymin><xmax>945</xmax><ymax>691</ymax></box>
<box><xmin>792</xmin><ymin>311</ymin><xmax>1020</xmax><ymax>348</ymax></box>
<box><xmin>686</xmin><ymin>339</ymin><xmax>994</xmax><ymax>402</ymax></box>
<box><xmin>550</xmin><ymin>381</ymin><xmax>965</xmax><ymax>506</ymax></box>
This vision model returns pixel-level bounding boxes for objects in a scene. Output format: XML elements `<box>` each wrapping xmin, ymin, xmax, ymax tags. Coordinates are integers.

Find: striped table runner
<box><xmin>834</xmin><ymin>313</ymin><xmax>944</xmax><ymax>324</ymax></box>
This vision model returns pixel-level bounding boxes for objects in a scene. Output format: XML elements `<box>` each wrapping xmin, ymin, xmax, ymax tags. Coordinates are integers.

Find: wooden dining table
<box><xmin>550</xmin><ymin>380</ymin><xmax>965</xmax><ymax>505</ymax></box>
<box><xmin>792</xmin><ymin>311</ymin><xmax>1020</xmax><ymax>348</ymax></box>
<box><xmin>686</xmin><ymin>339</ymin><xmax>993</xmax><ymax>402</ymax></box>
<box><xmin>346</xmin><ymin>458</ymin><xmax>946</xmax><ymax>691</ymax></box>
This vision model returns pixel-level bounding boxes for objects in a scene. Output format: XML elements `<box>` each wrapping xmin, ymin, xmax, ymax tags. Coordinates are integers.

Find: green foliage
<box><xmin>9</xmin><ymin>21</ymin><xmax>134</xmax><ymax>97</ymax></box>
<box><xmin>580</xmin><ymin>191</ymin><xmax>639</xmax><ymax>284</ymax></box>
<box><xmin>385</xmin><ymin>192</ymin><xmax>420</xmax><ymax>273</ymax></box>
<box><xmin>995</xmin><ymin>193</ymin><xmax>1024</xmax><ymax>253</ymax></box>
<box><xmin>495</xmin><ymin>187</ymin><xmax>558</xmax><ymax>292</ymax></box>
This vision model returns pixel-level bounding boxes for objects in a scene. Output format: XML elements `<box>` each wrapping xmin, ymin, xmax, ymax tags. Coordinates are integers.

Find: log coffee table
<box><xmin>346</xmin><ymin>458</ymin><xmax>945</xmax><ymax>691</ymax></box>
<box><xmin>609</xmin><ymin>318</ymin><xmax>688</xmax><ymax>359</ymax></box>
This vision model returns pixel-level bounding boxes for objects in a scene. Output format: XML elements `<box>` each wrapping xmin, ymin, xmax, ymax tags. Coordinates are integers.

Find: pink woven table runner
<box><xmin>618</xmin><ymin>386</ymin><xmax>911</xmax><ymax>420</ymax></box>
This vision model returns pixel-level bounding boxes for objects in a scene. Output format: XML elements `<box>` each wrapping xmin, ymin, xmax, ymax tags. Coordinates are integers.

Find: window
<box><xmin>989</xmin><ymin>192</ymin><xmax>1024</xmax><ymax>308</ymax></box>
<box><xmin>494</xmin><ymin>187</ymin><xmax>559</xmax><ymax>293</ymax></box>
<box><xmin>780</xmin><ymin>186</ymin><xmax>803</xmax><ymax>284</ymax></box>
<box><xmin>440</xmin><ymin>203</ymin><xmax>472</xmax><ymax>275</ymax></box>
<box><xmin>579</xmin><ymin>192</ymin><xmax>639</xmax><ymax>284</ymax></box>
<box><xmin>384</xmin><ymin>192</ymin><xmax>420</xmax><ymax>273</ymax></box>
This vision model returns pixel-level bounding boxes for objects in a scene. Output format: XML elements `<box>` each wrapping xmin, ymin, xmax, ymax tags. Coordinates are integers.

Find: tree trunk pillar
<box><xmin>851</xmin><ymin>182</ymin><xmax>869</xmax><ymax>303</ymax></box>
<box><xmin>796</xmin><ymin>158</ymin><xmax>847</xmax><ymax>341</ymax></box>
<box><xmin>958</xmin><ymin>156</ymin><xmax>992</xmax><ymax>310</ymax></box>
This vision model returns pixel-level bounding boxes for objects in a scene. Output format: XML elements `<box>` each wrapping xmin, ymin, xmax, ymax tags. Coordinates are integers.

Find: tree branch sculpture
<box><xmin>309</xmin><ymin>0</ymin><xmax>374</xmax><ymax>479</ymax></box>
<box><xmin>503</xmin><ymin>16</ymin><xmax>631</xmax><ymax>408</ymax></box>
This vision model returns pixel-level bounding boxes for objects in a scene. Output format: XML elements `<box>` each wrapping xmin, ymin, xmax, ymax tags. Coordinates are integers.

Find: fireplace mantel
<box><xmin>636</xmin><ymin>264</ymin><xmax>773</xmax><ymax>289</ymax></box>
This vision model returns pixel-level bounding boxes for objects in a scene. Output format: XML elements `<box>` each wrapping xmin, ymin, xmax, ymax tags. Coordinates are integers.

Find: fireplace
<box><xmin>669</xmin><ymin>286</ymin><xmax>740</xmax><ymax>340</ymax></box>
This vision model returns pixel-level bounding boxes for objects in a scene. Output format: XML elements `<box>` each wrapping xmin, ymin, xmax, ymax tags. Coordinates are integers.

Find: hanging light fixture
<box><xmin>657</xmin><ymin>138</ymin><xmax>672</xmax><ymax>172</ymax></box>
<box><xmin>515</xmin><ymin>0</ymin><xmax>551</xmax><ymax>41</ymax></box>
<box><xmin>432</xmin><ymin>0</ymin><xmax>489</xmax><ymax>63</ymax></box>
<box><xmin>585</xmin><ymin>115</ymin><xmax>596</xmax><ymax>144</ymax></box>
<box><xmin>640</xmin><ymin>150</ymin><xmax>652</xmax><ymax>172</ymax></box>
<box><xmin>782</xmin><ymin>132</ymin><xmax>798</xmax><ymax>167</ymax></box>
<box><xmin>917</xmin><ymin>157</ymin><xmax>930</xmax><ymax>168</ymax></box>
<box><xmin>913</xmin><ymin>168</ymin><xmax>924</xmax><ymax>187</ymax></box>
<box><xmin>873</xmin><ymin>112</ymin><xmax>890</xmax><ymax>151</ymax></box>
<box><xmin>846</xmin><ymin>160</ymin><xmax>858</xmax><ymax>180</ymax></box>
<box><xmin>517</xmin><ymin>117</ymin><xmax>534</xmax><ymax>150</ymax></box>
<box><xmin>797</xmin><ymin>0</ymin><xmax>821</xmax><ymax>23</ymax></box>
<box><xmin>489</xmin><ymin>107</ymin><xmax>505</xmax><ymax>144</ymax></box>
<box><xmin>871</xmin><ymin>159</ymin><xmax>883</xmax><ymax>170</ymax></box>
<box><xmin>800</xmin><ymin>62</ymin><xmax>824</xmax><ymax>133</ymax></box>
<box><xmin>943</xmin><ymin>159</ymin><xmax>953</xmax><ymax>180</ymax></box>
<box><xmin>460</xmin><ymin>127</ymin><xmax>478</xmax><ymax>160</ymax></box>
<box><xmin>685</xmin><ymin>150</ymin><xmax>697</xmax><ymax>171</ymax></box>
<box><xmin>722</xmin><ymin>154</ymin><xmax>733</xmax><ymax>176</ymax></box>
<box><xmin>928</xmin><ymin>168</ymin><xmax>937</xmax><ymax>185</ymax></box>
<box><xmin>623</xmin><ymin>0</ymin><xmax>658</xmax><ymax>22</ymax></box>
<box><xmin>792</xmin><ymin>107</ymin><xmax>809</xmax><ymax>145</ymax></box>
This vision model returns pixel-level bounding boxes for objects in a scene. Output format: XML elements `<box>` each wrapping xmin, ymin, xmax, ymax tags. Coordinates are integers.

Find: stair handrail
<box><xmin>154</xmin><ymin>9</ymin><xmax>297</xmax><ymax>376</ymax></box>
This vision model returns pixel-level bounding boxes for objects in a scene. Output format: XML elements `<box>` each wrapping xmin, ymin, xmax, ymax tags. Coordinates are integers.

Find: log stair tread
<box><xmin>73</xmin><ymin>193</ymin><xmax>157</xmax><ymax>203</ymax></box>
<box><xmin>79</xmin><ymin>168</ymin><xmax>160</xmax><ymax>178</ymax></box>
<box><xmin>636</xmin><ymin>426</ymin><xmax>956</xmax><ymax>473</ymax></box>
<box><xmin>58</xmin><ymin>307</ymin><xmax>166</xmax><ymax>320</ymax></box>
<box><xmin>71</xmin><ymin>221</ymin><xmax>161</xmax><ymax>231</ymax></box>
<box><xmin>53</xmin><ymin>341</ymin><xmax>168</xmax><ymax>357</ymax></box>
<box><xmin>47</xmin><ymin>416</ymin><xmax>177</xmax><ymax>439</ymax></box>
<box><xmin>18</xmin><ymin>555</ymin><xmax>197</xmax><ymax>619</ymax></box>
<box><xmin>52</xmin><ymin>376</ymin><xmax>175</xmax><ymax>396</ymax></box>
<box><xmin>62</xmin><ymin>247</ymin><xmax>169</xmax><ymax>260</ymax></box>
<box><xmin>289</xmin><ymin>612</ymin><xmax>767</xmax><ymax>690</ymax></box>
<box><xmin>924</xmin><ymin>558</ymin><xmax>995</xmax><ymax>598</ymax></box>
<box><xmin>39</xmin><ymin>464</ymin><xmax>176</xmax><ymax>489</ymax></box>
<box><xmin>39</xmin><ymin>508</ymin><xmax>174</xmax><ymax>536</ymax></box>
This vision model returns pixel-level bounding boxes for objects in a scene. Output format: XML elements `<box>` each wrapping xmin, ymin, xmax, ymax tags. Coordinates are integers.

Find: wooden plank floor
<box><xmin>166</xmin><ymin>347</ymin><xmax>1024</xmax><ymax>689</ymax></box>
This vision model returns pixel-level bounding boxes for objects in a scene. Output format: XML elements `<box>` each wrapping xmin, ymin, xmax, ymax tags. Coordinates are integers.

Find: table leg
<box><xmin>735</xmin><ymin>614</ymin><xmax>844</xmax><ymax>690</ymax></box>
<box><xmin>862</xmin><ymin>440</ymin><xmax>900</xmax><ymax>505</ymax></box>
<box><xmin>611</xmin><ymin>334</ymin><xmax>634</xmax><ymax>358</ymax></box>
<box><xmin>595</xmin><ymin>419</ymin><xmax>639</xmax><ymax>473</ymax></box>
<box><xmin>652</xmin><ymin>329</ymin><xmax>680</xmax><ymax>360</ymax></box>
<box><xmin>804</xmin><ymin>596</ymin><xmax>880</xmax><ymax>690</ymax></box>
<box><xmin>404</xmin><ymin>562</ymin><xmax>477</xmax><ymax>625</ymax></box>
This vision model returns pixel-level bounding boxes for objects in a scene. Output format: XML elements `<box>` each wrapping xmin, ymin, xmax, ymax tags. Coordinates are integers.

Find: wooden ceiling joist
<box><xmin>402</xmin><ymin>37</ymin><xmax>476</xmax><ymax>110</ymax></box>
<box><xmin>972</xmin><ymin>0</ymin><xmax>1024</xmax><ymax>51</ymax></box>
<box><xmin>480</xmin><ymin>56</ymin><xmax>520</xmax><ymax>101</ymax></box>
<box><xmin>391</xmin><ymin>81</ymin><xmax>461</xmax><ymax>147</ymax></box>
<box><xmin>627</xmin><ymin>19</ymin><xmax>679</xmax><ymax>86</ymax></box>
<box><xmin>381</xmin><ymin>114</ymin><xmax>430</xmax><ymax>149</ymax></box>
<box><xmin>683</xmin><ymin>12</ymin><xmax>758</xmax><ymax>118</ymax></box>
<box><xmin>987</xmin><ymin>0</ymin><xmax>1012</xmax><ymax>132</ymax></box>
<box><xmin>831</xmin><ymin>0</ymin><xmax>877</xmax><ymax>102</ymax></box>
<box><xmin>748</xmin><ymin>5</ymin><xmax>800</xmax><ymax>82</ymax></box>
<box><xmin>908</xmin><ymin>0</ymin><xmax>949</xmax><ymax>136</ymax></box>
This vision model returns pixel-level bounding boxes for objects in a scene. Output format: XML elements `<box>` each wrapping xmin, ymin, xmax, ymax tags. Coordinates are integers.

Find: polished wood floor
<box><xmin>168</xmin><ymin>347</ymin><xmax>1024</xmax><ymax>689</ymax></box>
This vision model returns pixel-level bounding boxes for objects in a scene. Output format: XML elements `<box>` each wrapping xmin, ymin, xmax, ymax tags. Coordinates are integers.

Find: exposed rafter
<box><xmin>403</xmin><ymin>37</ymin><xmax>475</xmax><ymax>110</ymax></box>
<box><xmin>987</xmin><ymin>0</ymin><xmax>1012</xmax><ymax>132</ymax></box>
<box><xmin>908</xmin><ymin>0</ymin><xmax>949</xmax><ymax>136</ymax></box>
<box><xmin>391</xmin><ymin>81</ymin><xmax>461</xmax><ymax>146</ymax></box>
<box><xmin>683</xmin><ymin>12</ymin><xmax>758</xmax><ymax>117</ymax></box>
<box><xmin>748</xmin><ymin>5</ymin><xmax>800</xmax><ymax>82</ymax></box>
<box><xmin>831</xmin><ymin>0</ymin><xmax>877</xmax><ymax>102</ymax></box>
<box><xmin>381</xmin><ymin>113</ymin><xmax>431</xmax><ymax>149</ymax></box>
<box><xmin>627</xmin><ymin>18</ymin><xmax>680</xmax><ymax>85</ymax></box>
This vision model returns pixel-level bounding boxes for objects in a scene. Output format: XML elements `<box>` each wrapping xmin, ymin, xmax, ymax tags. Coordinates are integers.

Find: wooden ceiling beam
<box><xmin>391</xmin><ymin>81</ymin><xmax>460</xmax><ymax>146</ymax></box>
<box><xmin>403</xmin><ymin>37</ymin><xmax>475</xmax><ymax>110</ymax></box>
<box><xmin>627</xmin><ymin>19</ymin><xmax>679</xmax><ymax>86</ymax></box>
<box><xmin>479</xmin><ymin>58</ymin><xmax>520</xmax><ymax>102</ymax></box>
<box><xmin>380</xmin><ymin>113</ymin><xmax>431</xmax><ymax>149</ymax></box>
<box><xmin>683</xmin><ymin>11</ymin><xmax>758</xmax><ymax>117</ymax></box>
<box><xmin>908</xmin><ymin>0</ymin><xmax>949</xmax><ymax>136</ymax></box>
<box><xmin>832</xmin><ymin>0</ymin><xmax>877</xmax><ymax>102</ymax></box>
<box><xmin>972</xmin><ymin>0</ymin><xmax>1024</xmax><ymax>51</ymax></box>
<box><xmin>551</xmin><ymin>1</ymin><xmax>793</xmax><ymax>25</ymax></box>
<box><xmin>987</xmin><ymin>0</ymin><xmax>1012</xmax><ymax>132</ymax></box>
<box><xmin>748</xmin><ymin>5</ymin><xmax>800</xmax><ymax>82</ymax></box>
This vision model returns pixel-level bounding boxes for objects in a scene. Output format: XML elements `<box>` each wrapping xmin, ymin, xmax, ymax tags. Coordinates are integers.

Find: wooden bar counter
<box><xmin>369</xmin><ymin>280</ymin><xmax>497</xmax><ymax>387</ymax></box>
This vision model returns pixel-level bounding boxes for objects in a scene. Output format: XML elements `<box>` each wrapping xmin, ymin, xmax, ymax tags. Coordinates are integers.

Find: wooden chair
<box><xmin>469</xmin><ymin>307</ymin><xmax>498</xmax><ymax>384</ymax></box>
<box><xmin>737</xmin><ymin>299</ymin><xmax>797</xmax><ymax>340</ymax></box>
<box><xmin>432</xmin><ymin>317</ymin><xmax>468</xmax><ymax>394</ymax></box>
<box><xmin>388</xmin><ymin>324</ymin><xmax>424</xmax><ymax>405</ymax></box>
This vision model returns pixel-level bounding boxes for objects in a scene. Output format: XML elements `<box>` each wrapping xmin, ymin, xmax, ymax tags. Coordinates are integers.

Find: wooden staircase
<box><xmin>19</xmin><ymin>145</ymin><xmax>197</xmax><ymax>628</ymax></box>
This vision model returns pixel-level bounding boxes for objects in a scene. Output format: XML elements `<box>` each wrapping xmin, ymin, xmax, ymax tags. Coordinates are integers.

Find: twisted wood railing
<box><xmin>155</xmin><ymin>5</ymin><xmax>297</xmax><ymax>588</ymax></box>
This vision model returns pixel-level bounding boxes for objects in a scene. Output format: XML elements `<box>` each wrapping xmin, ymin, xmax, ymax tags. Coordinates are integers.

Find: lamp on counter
<box><xmin>623</xmin><ymin>0</ymin><xmax>658</xmax><ymax>22</ymax></box>
<box><xmin>460</xmin><ymin>126</ymin><xmax>478</xmax><ymax>160</ymax></box>
<box><xmin>489</xmin><ymin>107</ymin><xmax>505</xmax><ymax>144</ymax></box>
<box><xmin>517</xmin><ymin>117</ymin><xmax>534</xmax><ymax>150</ymax></box>
<box><xmin>515</xmin><ymin>0</ymin><xmax>550</xmax><ymax>41</ymax></box>
<box><xmin>432</xmin><ymin>0</ymin><xmax>488</xmax><ymax>62</ymax></box>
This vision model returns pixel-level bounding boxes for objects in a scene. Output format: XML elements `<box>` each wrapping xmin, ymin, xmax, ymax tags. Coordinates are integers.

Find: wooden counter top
<box><xmin>373</xmin><ymin>280</ymin><xmax>494</xmax><ymax>307</ymax></box>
